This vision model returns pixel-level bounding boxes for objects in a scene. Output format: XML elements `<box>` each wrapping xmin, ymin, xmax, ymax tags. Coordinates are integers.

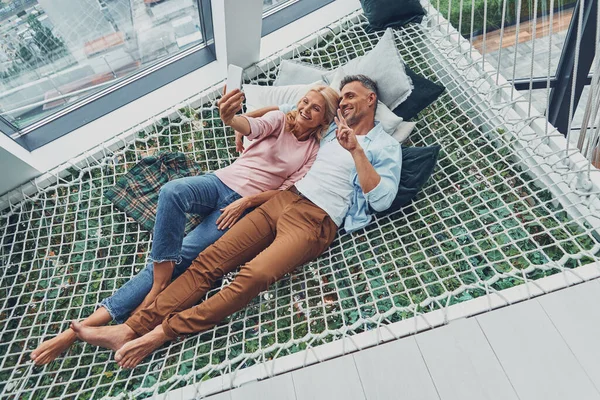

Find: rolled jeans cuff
<box><xmin>97</xmin><ymin>298</ymin><xmax>121</xmax><ymax>323</ymax></box>
<box><xmin>148</xmin><ymin>255</ymin><xmax>182</xmax><ymax>265</ymax></box>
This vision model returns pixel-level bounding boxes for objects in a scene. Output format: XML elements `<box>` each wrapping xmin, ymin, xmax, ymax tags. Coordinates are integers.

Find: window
<box><xmin>263</xmin><ymin>0</ymin><xmax>296</xmax><ymax>15</ymax></box>
<box><xmin>0</xmin><ymin>0</ymin><xmax>214</xmax><ymax>149</ymax></box>
<box><xmin>262</xmin><ymin>0</ymin><xmax>335</xmax><ymax>36</ymax></box>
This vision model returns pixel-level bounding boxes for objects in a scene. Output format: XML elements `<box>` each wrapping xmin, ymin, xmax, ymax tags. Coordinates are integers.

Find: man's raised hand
<box><xmin>218</xmin><ymin>85</ymin><xmax>245</xmax><ymax>126</ymax></box>
<box><xmin>334</xmin><ymin>109</ymin><xmax>359</xmax><ymax>152</ymax></box>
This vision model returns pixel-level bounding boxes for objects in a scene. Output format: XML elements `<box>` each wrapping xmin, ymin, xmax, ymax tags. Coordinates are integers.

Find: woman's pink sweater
<box><xmin>215</xmin><ymin>110</ymin><xmax>319</xmax><ymax>197</ymax></box>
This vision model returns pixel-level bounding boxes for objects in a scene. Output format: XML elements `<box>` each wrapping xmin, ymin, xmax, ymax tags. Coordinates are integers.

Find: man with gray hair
<box><xmin>281</xmin><ymin>74</ymin><xmax>398</xmax><ymax>231</ymax></box>
<box><xmin>72</xmin><ymin>74</ymin><xmax>403</xmax><ymax>368</ymax></box>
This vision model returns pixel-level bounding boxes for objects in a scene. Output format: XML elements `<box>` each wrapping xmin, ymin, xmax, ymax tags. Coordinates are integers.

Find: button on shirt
<box><xmin>281</xmin><ymin>104</ymin><xmax>402</xmax><ymax>233</ymax></box>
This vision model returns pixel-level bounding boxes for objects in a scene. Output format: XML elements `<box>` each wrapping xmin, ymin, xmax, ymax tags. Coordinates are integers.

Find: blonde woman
<box><xmin>30</xmin><ymin>85</ymin><xmax>340</xmax><ymax>365</ymax></box>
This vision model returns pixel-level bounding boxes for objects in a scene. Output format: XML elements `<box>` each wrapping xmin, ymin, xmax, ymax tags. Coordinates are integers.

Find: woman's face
<box><xmin>295</xmin><ymin>91</ymin><xmax>327</xmax><ymax>133</ymax></box>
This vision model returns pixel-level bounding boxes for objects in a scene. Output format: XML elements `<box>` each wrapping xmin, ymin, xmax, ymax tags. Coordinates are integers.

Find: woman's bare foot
<box><xmin>30</xmin><ymin>307</ymin><xmax>113</xmax><ymax>365</ymax></box>
<box><xmin>30</xmin><ymin>329</ymin><xmax>76</xmax><ymax>365</ymax></box>
<box><xmin>71</xmin><ymin>321</ymin><xmax>137</xmax><ymax>351</ymax></box>
<box><xmin>114</xmin><ymin>325</ymin><xmax>170</xmax><ymax>369</ymax></box>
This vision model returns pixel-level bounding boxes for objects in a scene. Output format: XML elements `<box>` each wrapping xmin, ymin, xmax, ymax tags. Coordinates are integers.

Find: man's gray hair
<box><xmin>339</xmin><ymin>74</ymin><xmax>379</xmax><ymax>99</ymax></box>
<box><xmin>339</xmin><ymin>74</ymin><xmax>378</xmax><ymax>113</ymax></box>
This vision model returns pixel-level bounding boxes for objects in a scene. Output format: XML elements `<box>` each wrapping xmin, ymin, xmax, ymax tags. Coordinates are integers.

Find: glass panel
<box><xmin>263</xmin><ymin>0</ymin><xmax>296</xmax><ymax>15</ymax></box>
<box><xmin>0</xmin><ymin>0</ymin><xmax>205</xmax><ymax>129</ymax></box>
<box><xmin>435</xmin><ymin>0</ymin><xmax>576</xmax><ymax>80</ymax></box>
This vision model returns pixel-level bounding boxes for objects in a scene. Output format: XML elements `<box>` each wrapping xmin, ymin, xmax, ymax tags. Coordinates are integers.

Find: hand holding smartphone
<box><xmin>219</xmin><ymin>64</ymin><xmax>245</xmax><ymax>126</ymax></box>
<box><xmin>226</xmin><ymin>64</ymin><xmax>243</xmax><ymax>93</ymax></box>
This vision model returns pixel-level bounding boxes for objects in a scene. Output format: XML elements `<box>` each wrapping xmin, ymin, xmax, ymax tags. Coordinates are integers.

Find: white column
<box><xmin>211</xmin><ymin>0</ymin><xmax>263</xmax><ymax>68</ymax></box>
<box><xmin>0</xmin><ymin>133</ymin><xmax>40</xmax><ymax>196</ymax></box>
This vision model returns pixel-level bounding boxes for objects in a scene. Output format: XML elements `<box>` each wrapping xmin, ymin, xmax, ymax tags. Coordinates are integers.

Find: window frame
<box><xmin>3</xmin><ymin>0</ymin><xmax>215</xmax><ymax>151</ymax></box>
<box><xmin>261</xmin><ymin>0</ymin><xmax>335</xmax><ymax>36</ymax></box>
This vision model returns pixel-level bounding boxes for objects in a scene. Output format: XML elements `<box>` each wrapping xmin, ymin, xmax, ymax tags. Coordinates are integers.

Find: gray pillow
<box><xmin>323</xmin><ymin>29</ymin><xmax>413</xmax><ymax>110</ymax></box>
<box><xmin>274</xmin><ymin>60</ymin><xmax>328</xmax><ymax>86</ymax></box>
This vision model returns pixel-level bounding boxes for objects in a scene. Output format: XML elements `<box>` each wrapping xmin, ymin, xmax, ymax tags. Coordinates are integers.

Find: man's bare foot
<box><xmin>114</xmin><ymin>325</ymin><xmax>170</xmax><ymax>369</ymax></box>
<box><xmin>71</xmin><ymin>321</ymin><xmax>137</xmax><ymax>351</ymax></box>
<box><xmin>30</xmin><ymin>329</ymin><xmax>76</xmax><ymax>365</ymax></box>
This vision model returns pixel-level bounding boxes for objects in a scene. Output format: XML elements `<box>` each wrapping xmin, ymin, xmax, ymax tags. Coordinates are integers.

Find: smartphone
<box><xmin>226</xmin><ymin>64</ymin><xmax>243</xmax><ymax>93</ymax></box>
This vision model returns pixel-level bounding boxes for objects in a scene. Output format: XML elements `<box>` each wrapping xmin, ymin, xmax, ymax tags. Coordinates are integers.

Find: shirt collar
<box><xmin>364</xmin><ymin>121</ymin><xmax>384</xmax><ymax>142</ymax></box>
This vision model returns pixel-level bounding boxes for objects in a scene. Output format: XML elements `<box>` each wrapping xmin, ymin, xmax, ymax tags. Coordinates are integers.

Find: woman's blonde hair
<box><xmin>285</xmin><ymin>85</ymin><xmax>340</xmax><ymax>140</ymax></box>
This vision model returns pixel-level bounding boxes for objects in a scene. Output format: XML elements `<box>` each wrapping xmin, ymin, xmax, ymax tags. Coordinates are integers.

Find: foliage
<box><xmin>434</xmin><ymin>0</ymin><xmax>577</xmax><ymax>36</ymax></box>
<box><xmin>17</xmin><ymin>44</ymin><xmax>35</xmax><ymax>65</ymax></box>
<box><xmin>27</xmin><ymin>14</ymin><xmax>65</xmax><ymax>58</ymax></box>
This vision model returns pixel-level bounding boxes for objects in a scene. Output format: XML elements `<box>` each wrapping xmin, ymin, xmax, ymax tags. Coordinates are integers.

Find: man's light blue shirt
<box><xmin>280</xmin><ymin>104</ymin><xmax>402</xmax><ymax>233</ymax></box>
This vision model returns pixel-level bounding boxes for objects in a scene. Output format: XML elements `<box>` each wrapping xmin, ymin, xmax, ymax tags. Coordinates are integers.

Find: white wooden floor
<box><xmin>204</xmin><ymin>279</ymin><xmax>600</xmax><ymax>400</ymax></box>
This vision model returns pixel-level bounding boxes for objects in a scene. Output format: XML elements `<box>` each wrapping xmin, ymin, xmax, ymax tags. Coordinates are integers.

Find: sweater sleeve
<box><xmin>244</xmin><ymin>110</ymin><xmax>286</xmax><ymax>141</ymax></box>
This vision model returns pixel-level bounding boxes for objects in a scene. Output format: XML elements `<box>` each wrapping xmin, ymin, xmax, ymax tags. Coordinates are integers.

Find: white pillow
<box><xmin>392</xmin><ymin>122</ymin><xmax>417</xmax><ymax>143</ymax></box>
<box><xmin>274</xmin><ymin>60</ymin><xmax>327</xmax><ymax>86</ymax></box>
<box><xmin>324</xmin><ymin>28</ymin><xmax>413</xmax><ymax>110</ymax></box>
<box><xmin>242</xmin><ymin>81</ymin><xmax>324</xmax><ymax>112</ymax></box>
<box><xmin>328</xmin><ymin>66</ymin><xmax>411</xmax><ymax>141</ymax></box>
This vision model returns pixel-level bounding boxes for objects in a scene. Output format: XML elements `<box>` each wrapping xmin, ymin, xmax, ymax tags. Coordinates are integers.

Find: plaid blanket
<box><xmin>105</xmin><ymin>152</ymin><xmax>203</xmax><ymax>232</ymax></box>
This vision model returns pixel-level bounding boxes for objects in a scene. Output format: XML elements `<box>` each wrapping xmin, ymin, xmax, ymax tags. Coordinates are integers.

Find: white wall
<box><xmin>0</xmin><ymin>144</ymin><xmax>40</xmax><ymax>195</ymax></box>
<box><xmin>0</xmin><ymin>129</ymin><xmax>41</xmax><ymax>194</ymax></box>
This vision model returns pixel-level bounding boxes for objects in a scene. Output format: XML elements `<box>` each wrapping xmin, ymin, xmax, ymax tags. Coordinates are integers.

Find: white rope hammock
<box><xmin>1</xmin><ymin>7</ymin><xmax>600</xmax><ymax>400</ymax></box>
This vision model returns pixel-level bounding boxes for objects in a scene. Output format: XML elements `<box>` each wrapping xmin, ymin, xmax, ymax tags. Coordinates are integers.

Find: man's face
<box><xmin>339</xmin><ymin>81</ymin><xmax>375</xmax><ymax>126</ymax></box>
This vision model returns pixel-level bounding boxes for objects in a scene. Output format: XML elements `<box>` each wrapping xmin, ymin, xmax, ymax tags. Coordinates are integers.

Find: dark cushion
<box><xmin>393</xmin><ymin>66</ymin><xmax>446</xmax><ymax>121</ymax></box>
<box><xmin>380</xmin><ymin>145</ymin><xmax>441</xmax><ymax>214</ymax></box>
<box><xmin>360</xmin><ymin>0</ymin><xmax>426</xmax><ymax>30</ymax></box>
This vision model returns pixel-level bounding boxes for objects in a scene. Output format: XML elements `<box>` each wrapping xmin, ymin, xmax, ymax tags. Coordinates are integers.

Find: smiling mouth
<box><xmin>343</xmin><ymin>109</ymin><xmax>351</xmax><ymax>117</ymax></box>
<box><xmin>300</xmin><ymin>111</ymin><xmax>310</xmax><ymax>120</ymax></box>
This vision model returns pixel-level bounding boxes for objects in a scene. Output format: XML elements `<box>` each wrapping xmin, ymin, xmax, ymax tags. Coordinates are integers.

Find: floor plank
<box><xmin>292</xmin><ymin>355</ymin><xmax>366</xmax><ymax>400</ymax></box>
<box><xmin>204</xmin><ymin>391</ymin><xmax>232</xmax><ymax>400</ymax></box>
<box><xmin>230</xmin><ymin>374</ymin><xmax>296</xmax><ymax>400</ymax></box>
<box><xmin>353</xmin><ymin>336</ymin><xmax>440</xmax><ymax>400</ymax></box>
<box><xmin>416</xmin><ymin>318</ymin><xmax>518</xmax><ymax>400</ymax></box>
<box><xmin>538</xmin><ymin>280</ymin><xmax>600</xmax><ymax>392</ymax></box>
<box><xmin>477</xmin><ymin>300</ymin><xmax>600</xmax><ymax>400</ymax></box>
<box><xmin>472</xmin><ymin>8</ymin><xmax>573</xmax><ymax>52</ymax></box>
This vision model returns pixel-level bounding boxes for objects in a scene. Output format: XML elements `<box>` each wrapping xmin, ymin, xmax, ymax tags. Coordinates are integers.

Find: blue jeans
<box><xmin>100</xmin><ymin>174</ymin><xmax>244</xmax><ymax>323</ymax></box>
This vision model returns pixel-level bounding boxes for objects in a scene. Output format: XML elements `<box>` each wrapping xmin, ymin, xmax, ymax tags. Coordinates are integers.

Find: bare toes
<box><xmin>119</xmin><ymin>358</ymin><xmax>130</xmax><ymax>369</ymax></box>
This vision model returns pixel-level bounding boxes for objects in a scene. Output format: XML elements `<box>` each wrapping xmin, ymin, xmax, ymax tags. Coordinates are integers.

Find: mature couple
<box><xmin>31</xmin><ymin>74</ymin><xmax>402</xmax><ymax>368</ymax></box>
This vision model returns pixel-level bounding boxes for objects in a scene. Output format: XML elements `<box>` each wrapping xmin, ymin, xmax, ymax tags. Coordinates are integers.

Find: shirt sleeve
<box><xmin>244</xmin><ymin>110</ymin><xmax>285</xmax><ymax>141</ymax></box>
<box><xmin>277</xmin><ymin>142</ymin><xmax>319</xmax><ymax>190</ymax></box>
<box><xmin>362</xmin><ymin>142</ymin><xmax>402</xmax><ymax>212</ymax></box>
<box><xmin>279</xmin><ymin>103</ymin><xmax>296</xmax><ymax>114</ymax></box>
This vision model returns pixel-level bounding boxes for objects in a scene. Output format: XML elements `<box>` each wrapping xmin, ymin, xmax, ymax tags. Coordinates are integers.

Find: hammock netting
<box><xmin>2</xmin><ymin>9</ymin><xmax>600</xmax><ymax>400</ymax></box>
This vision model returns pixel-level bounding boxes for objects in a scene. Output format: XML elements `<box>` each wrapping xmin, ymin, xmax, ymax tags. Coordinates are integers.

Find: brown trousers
<box><xmin>125</xmin><ymin>190</ymin><xmax>337</xmax><ymax>339</ymax></box>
